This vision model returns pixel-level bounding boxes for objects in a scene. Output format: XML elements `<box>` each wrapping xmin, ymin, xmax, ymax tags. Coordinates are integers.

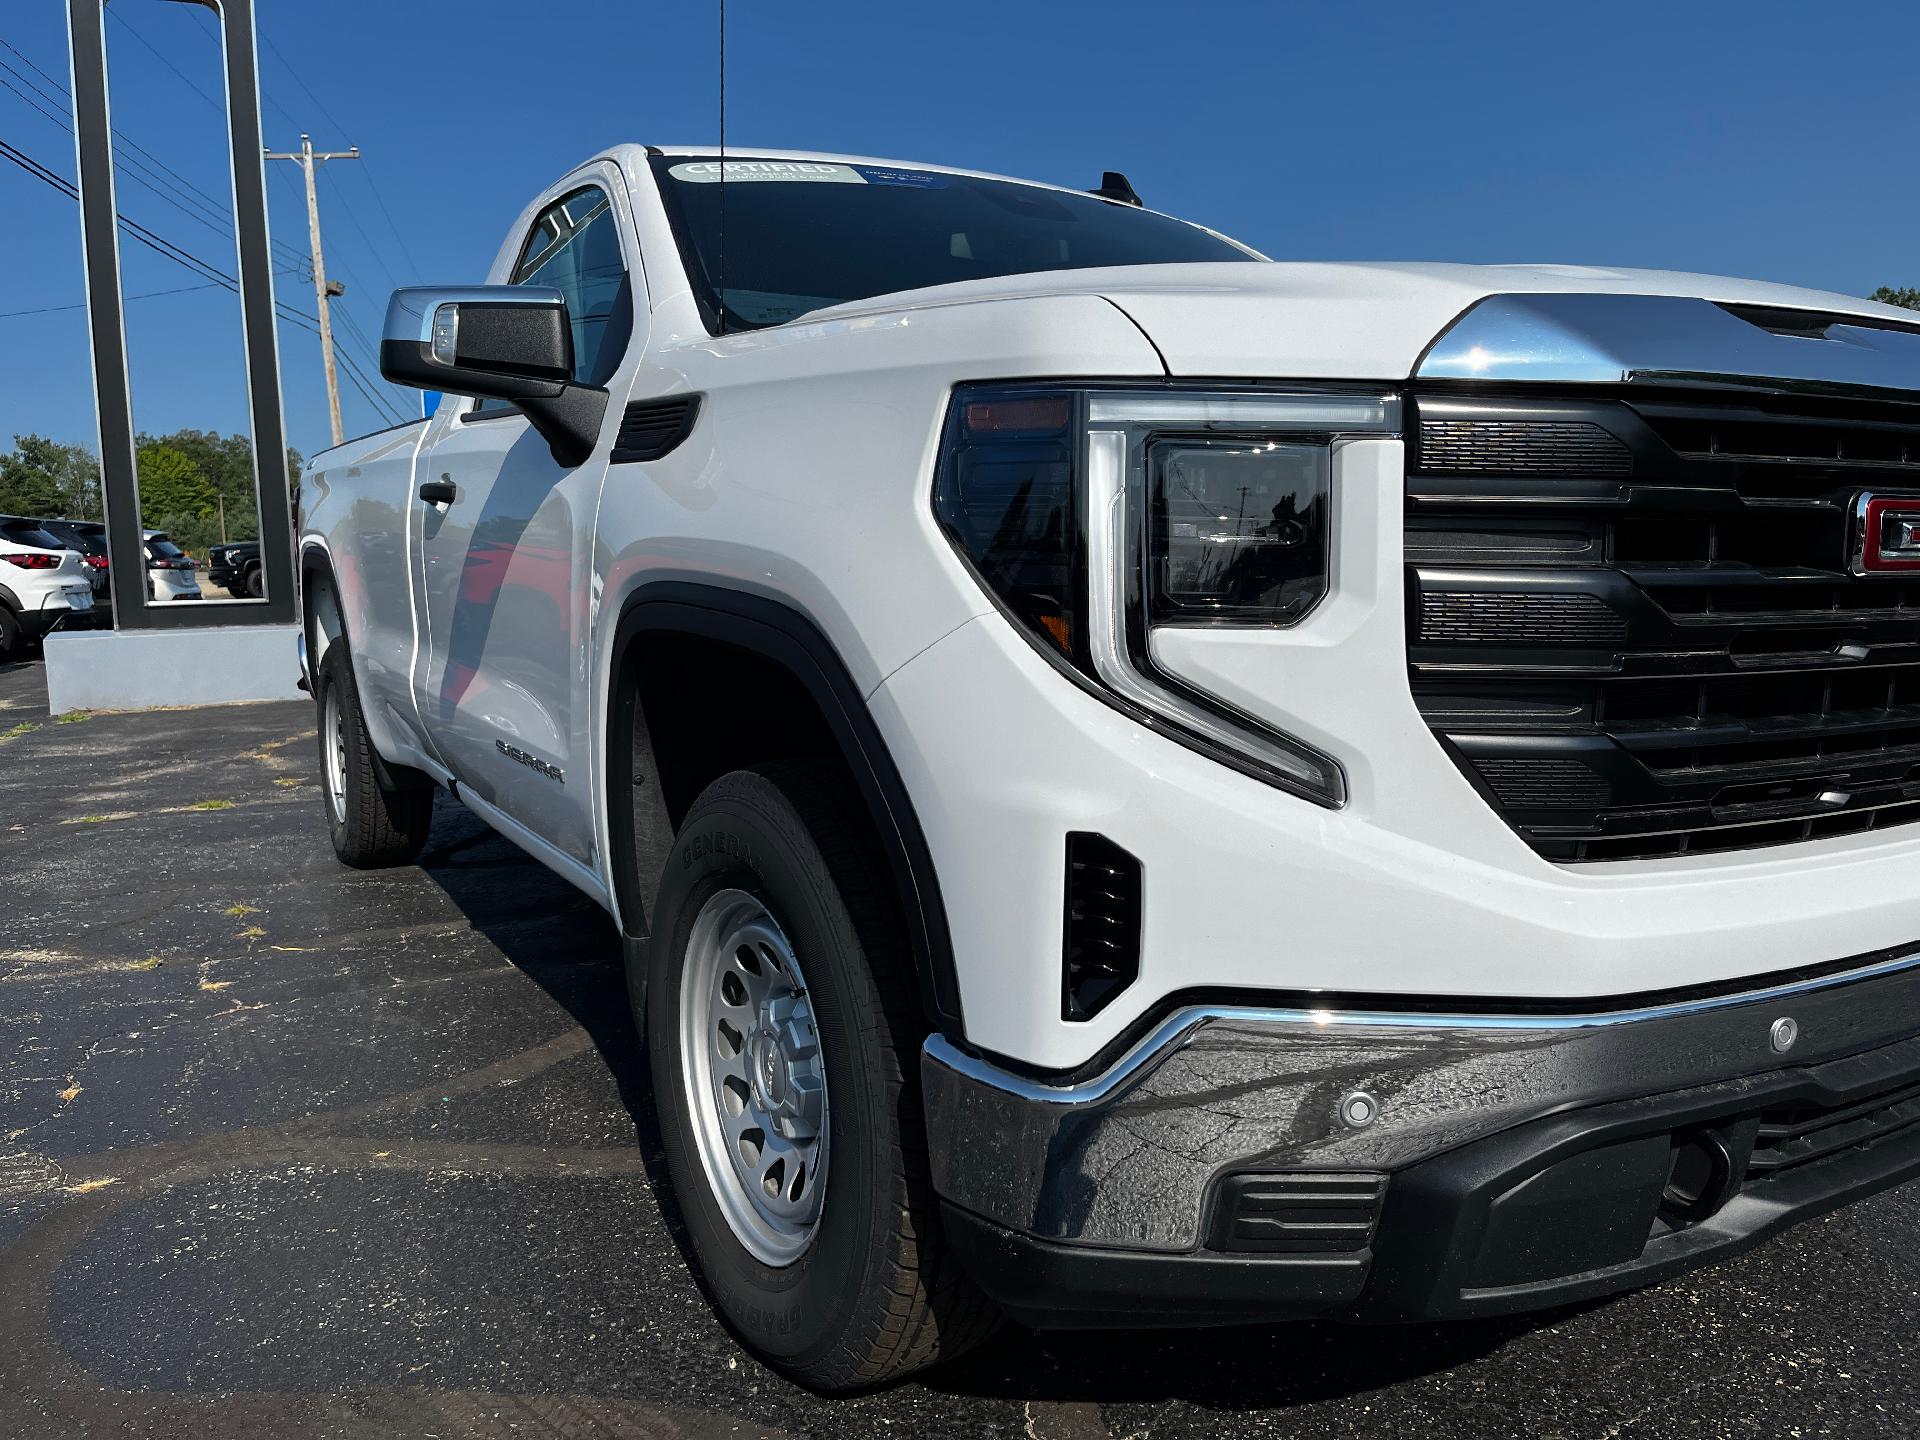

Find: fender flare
<box><xmin>606</xmin><ymin>581</ymin><xmax>964</xmax><ymax>1032</ymax></box>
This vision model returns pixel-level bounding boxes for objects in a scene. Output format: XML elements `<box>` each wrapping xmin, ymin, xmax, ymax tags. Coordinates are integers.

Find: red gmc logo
<box><xmin>1850</xmin><ymin>493</ymin><xmax>1920</xmax><ymax>576</ymax></box>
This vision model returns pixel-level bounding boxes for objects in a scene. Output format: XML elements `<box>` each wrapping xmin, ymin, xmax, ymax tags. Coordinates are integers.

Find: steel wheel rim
<box><xmin>679</xmin><ymin>887</ymin><xmax>829</xmax><ymax>1266</ymax></box>
<box><xmin>321</xmin><ymin>687</ymin><xmax>347</xmax><ymax>826</ymax></box>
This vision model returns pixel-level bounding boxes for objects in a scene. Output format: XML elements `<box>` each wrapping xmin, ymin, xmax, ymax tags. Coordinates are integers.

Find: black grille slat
<box><xmin>1746</xmin><ymin>1078</ymin><xmax>1920</xmax><ymax>1178</ymax></box>
<box><xmin>1410</xmin><ymin>385</ymin><xmax>1920</xmax><ymax>861</ymax></box>
<box><xmin>1420</xmin><ymin>418</ymin><xmax>1634</xmax><ymax>475</ymax></box>
<box><xmin>1420</xmin><ymin>591</ymin><xmax>1629</xmax><ymax>644</ymax></box>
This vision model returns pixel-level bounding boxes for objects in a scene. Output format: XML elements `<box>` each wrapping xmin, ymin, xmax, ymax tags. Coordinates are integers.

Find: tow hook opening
<box><xmin>1657</xmin><ymin>1128</ymin><xmax>1741</xmax><ymax>1229</ymax></box>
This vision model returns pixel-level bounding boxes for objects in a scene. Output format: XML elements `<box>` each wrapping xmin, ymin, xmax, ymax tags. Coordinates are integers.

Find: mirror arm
<box><xmin>519</xmin><ymin>383</ymin><xmax>609</xmax><ymax>469</ymax></box>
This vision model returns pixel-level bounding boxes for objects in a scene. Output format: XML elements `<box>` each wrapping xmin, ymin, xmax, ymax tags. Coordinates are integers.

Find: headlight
<box><xmin>933</xmin><ymin>384</ymin><xmax>1400</xmax><ymax>806</ymax></box>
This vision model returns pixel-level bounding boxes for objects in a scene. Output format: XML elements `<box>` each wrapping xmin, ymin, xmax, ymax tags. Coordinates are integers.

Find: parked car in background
<box><xmin>0</xmin><ymin>516</ymin><xmax>96</xmax><ymax>657</ymax></box>
<box><xmin>144</xmin><ymin>531</ymin><xmax>202</xmax><ymax>601</ymax></box>
<box><xmin>303</xmin><ymin>143</ymin><xmax>1920</xmax><ymax>1389</ymax></box>
<box><xmin>207</xmin><ymin>541</ymin><xmax>262</xmax><ymax>598</ymax></box>
<box><xmin>36</xmin><ymin>518</ymin><xmax>112</xmax><ymax>607</ymax></box>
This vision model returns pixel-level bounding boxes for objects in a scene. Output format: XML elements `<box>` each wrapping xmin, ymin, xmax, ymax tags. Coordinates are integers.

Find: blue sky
<box><xmin>3</xmin><ymin>0</ymin><xmax>1918</xmax><ymax>468</ymax></box>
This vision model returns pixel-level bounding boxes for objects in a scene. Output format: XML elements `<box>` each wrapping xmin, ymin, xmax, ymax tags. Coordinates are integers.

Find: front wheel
<box><xmin>314</xmin><ymin>643</ymin><xmax>433</xmax><ymax>868</ymax></box>
<box><xmin>641</xmin><ymin>764</ymin><xmax>997</xmax><ymax>1390</ymax></box>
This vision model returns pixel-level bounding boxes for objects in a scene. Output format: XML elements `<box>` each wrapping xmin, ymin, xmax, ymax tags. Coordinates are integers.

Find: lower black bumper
<box><xmin>926</xmin><ymin>954</ymin><xmax>1920</xmax><ymax>1328</ymax></box>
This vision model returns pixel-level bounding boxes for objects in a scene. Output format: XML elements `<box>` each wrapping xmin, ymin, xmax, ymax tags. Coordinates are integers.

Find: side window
<box><xmin>511</xmin><ymin>186</ymin><xmax>632</xmax><ymax>386</ymax></box>
<box><xmin>469</xmin><ymin>184</ymin><xmax>633</xmax><ymax>418</ymax></box>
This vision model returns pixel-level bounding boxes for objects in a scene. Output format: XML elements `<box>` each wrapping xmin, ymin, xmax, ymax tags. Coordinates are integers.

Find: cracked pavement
<box><xmin>3</xmin><ymin>655</ymin><xmax>1920</xmax><ymax>1438</ymax></box>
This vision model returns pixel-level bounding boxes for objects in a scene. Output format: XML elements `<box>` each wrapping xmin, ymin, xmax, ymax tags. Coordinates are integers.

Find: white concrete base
<box><xmin>44</xmin><ymin>624</ymin><xmax>305</xmax><ymax>714</ymax></box>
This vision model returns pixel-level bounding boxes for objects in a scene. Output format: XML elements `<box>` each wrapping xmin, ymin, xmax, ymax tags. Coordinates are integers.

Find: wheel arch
<box><xmin>299</xmin><ymin>543</ymin><xmax>344</xmax><ymax>669</ymax></box>
<box><xmin>606</xmin><ymin>581</ymin><xmax>964</xmax><ymax>1033</ymax></box>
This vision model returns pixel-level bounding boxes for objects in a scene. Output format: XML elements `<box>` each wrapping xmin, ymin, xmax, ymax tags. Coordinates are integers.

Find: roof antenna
<box><xmin>716</xmin><ymin>0</ymin><xmax>727</xmax><ymax>334</ymax></box>
<box><xmin>1090</xmin><ymin>171</ymin><xmax>1143</xmax><ymax>208</ymax></box>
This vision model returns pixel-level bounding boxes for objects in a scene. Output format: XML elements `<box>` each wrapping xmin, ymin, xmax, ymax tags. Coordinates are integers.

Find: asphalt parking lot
<box><xmin>5</xmin><ymin>654</ymin><xmax>1920</xmax><ymax>1439</ymax></box>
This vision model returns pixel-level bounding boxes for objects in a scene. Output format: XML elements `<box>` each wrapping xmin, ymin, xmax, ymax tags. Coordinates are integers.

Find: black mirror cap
<box><xmin>379</xmin><ymin>285</ymin><xmax>609</xmax><ymax>469</ymax></box>
<box><xmin>379</xmin><ymin>286</ymin><xmax>573</xmax><ymax>400</ymax></box>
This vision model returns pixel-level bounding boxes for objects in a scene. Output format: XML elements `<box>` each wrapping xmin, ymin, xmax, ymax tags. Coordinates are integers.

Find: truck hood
<box><xmin>804</xmin><ymin>261</ymin><xmax>1919</xmax><ymax>382</ymax></box>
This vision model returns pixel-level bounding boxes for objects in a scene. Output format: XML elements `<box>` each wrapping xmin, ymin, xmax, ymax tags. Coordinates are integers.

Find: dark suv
<box><xmin>208</xmin><ymin>541</ymin><xmax>262</xmax><ymax>598</ymax></box>
<box><xmin>32</xmin><ymin>518</ymin><xmax>112</xmax><ymax>610</ymax></box>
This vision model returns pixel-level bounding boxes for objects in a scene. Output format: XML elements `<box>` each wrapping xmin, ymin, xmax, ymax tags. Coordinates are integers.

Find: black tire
<box><xmin>0</xmin><ymin>607</ymin><xmax>20</xmax><ymax>661</ymax></box>
<box><xmin>240</xmin><ymin>563</ymin><xmax>262</xmax><ymax>599</ymax></box>
<box><xmin>315</xmin><ymin>643</ymin><xmax>433</xmax><ymax>868</ymax></box>
<box><xmin>641</xmin><ymin>763</ymin><xmax>998</xmax><ymax>1391</ymax></box>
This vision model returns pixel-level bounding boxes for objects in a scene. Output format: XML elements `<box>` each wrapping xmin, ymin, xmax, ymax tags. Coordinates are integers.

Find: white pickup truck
<box><xmin>302</xmin><ymin>144</ymin><xmax>1920</xmax><ymax>1389</ymax></box>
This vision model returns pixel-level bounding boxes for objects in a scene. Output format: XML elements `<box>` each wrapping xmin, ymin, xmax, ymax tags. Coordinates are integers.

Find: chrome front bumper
<box><xmin>923</xmin><ymin>950</ymin><xmax>1920</xmax><ymax>1323</ymax></box>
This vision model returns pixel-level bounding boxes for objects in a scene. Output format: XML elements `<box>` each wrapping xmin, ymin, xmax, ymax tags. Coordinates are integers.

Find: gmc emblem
<box><xmin>1849</xmin><ymin>492</ymin><xmax>1920</xmax><ymax>576</ymax></box>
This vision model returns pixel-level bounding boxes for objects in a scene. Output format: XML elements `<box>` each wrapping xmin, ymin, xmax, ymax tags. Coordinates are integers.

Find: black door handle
<box><xmin>418</xmin><ymin>479</ymin><xmax>457</xmax><ymax>505</ymax></box>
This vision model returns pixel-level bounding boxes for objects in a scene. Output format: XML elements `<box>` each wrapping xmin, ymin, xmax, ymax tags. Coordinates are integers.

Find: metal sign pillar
<box><xmin>66</xmin><ymin>0</ymin><xmax>297</xmax><ymax>629</ymax></box>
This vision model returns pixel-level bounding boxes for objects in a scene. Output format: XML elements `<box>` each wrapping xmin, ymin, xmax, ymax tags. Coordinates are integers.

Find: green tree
<box><xmin>1872</xmin><ymin>286</ymin><xmax>1920</xmax><ymax>312</ymax></box>
<box><xmin>137</xmin><ymin>428</ymin><xmax>302</xmax><ymax>542</ymax></box>
<box><xmin>136</xmin><ymin>442</ymin><xmax>216</xmax><ymax>530</ymax></box>
<box><xmin>0</xmin><ymin>435</ymin><xmax>102</xmax><ymax>519</ymax></box>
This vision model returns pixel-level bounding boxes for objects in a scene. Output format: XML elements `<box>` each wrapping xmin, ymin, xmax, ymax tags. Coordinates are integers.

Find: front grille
<box><xmin>1746</xmin><ymin>1076</ymin><xmax>1920</xmax><ymax>1180</ymax></box>
<box><xmin>1408</xmin><ymin>385</ymin><xmax>1920</xmax><ymax>861</ymax></box>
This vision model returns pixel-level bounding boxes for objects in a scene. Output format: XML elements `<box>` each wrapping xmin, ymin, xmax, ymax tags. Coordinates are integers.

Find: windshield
<box><xmin>651</xmin><ymin>155</ymin><xmax>1258</xmax><ymax>331</ymax></box>
<box><xmin>147</xmin><ymin>535</ymin><xmax>187</xmax><ymax>560</ymax></box>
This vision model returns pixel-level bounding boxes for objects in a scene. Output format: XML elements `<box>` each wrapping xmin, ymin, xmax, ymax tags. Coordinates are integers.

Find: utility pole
<box><xmin>264</xmin><ymin>134</ymin><xmax>358</xmax><ymax>447</ymax></box>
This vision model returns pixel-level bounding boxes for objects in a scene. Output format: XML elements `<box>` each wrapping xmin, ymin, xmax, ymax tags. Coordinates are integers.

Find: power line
<box><xmin>259</xmin><ymin>31</ymin><xmax>352</xmax><ymax>143</ymax></box>
<box><xmin>0</xmin><ymin>38</ymin><xmax>309</xmax><ymax>271</ymax></box>
<box><xmin>1</xmin><ymin>19</ymin><xmax>412</xmax><ymax>434</ymax></box>
<box><xmin>0</xmin><ymin>280</ymin><xmax>225</xmax><ymax>321</ymax></box>
<box><xmin>255</xmin><ymin>29</ymin><xmax>422</xmax><ymax>279</ymax></box>
<box><xmin>0</xmin><ymin>135</ymin><xmax>404</xmax><ymax>430</ymax></box>
<box><xmin>10</xmin><ymin>19</ymin><xmax>414</xmax><ymax>356</ymax></box>
<box><xmin>317</xmin><ymin>161</ymin><xmax>399</xmax><ymax>290</ymax></box>
<box><xmin>2</xmin><ymin>136</ymin><xmax>233</xmax><ymax>288</ymax></box>
<box><xmin>103</xmin><ymin>7</ymin><xmax>223</xmax><ymax>114</ymax></box>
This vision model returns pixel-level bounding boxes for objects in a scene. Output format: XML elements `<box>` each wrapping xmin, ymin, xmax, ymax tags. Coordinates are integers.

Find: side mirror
<box><xmin>380</xmin><ymin>286</ymin><xmax>608</xmax><ymax>468</ymax></box>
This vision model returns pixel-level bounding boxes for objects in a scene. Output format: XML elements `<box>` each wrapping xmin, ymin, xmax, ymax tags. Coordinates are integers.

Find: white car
<box><xmin>143</xmin><ymin>530</ymin><xmax>202</xmax><ymax>601</ymax></box>
<box><xmin>0</xmin><ymin>516</ymin><xmax>95</xmax><ymax>657</ymax></box>
<box><xmin>300</xmin><ymin>145</ymin><xmax>1920</xmax><ymax>1388</ymax></box>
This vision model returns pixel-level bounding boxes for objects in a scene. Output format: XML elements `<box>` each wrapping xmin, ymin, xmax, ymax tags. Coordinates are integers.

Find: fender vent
<box><xmin>1062</xmin><ymin>832</ymin><xmax>1140</xmax><ymax>1022</ymax></box>
<box><xmin>611</xmin><ymin>394</ymin><xmax>701</xmax><ymax>463</ymax></box>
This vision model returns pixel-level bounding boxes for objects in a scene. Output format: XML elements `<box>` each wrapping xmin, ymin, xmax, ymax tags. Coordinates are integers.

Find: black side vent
<box><xmin>1062</xmin><ymin>832</ymin><xmax>1140</xmax><ymax>1022</ymax></box>
<box><xmin>1208</xmin><ymin>1171</ymin><xmax>1387</xmax><ymax>1254</ymax></box>
<box><xmin>611</xmin><ymin>394</ymin><xmax>701</xmax><ymax>463</ymax></box>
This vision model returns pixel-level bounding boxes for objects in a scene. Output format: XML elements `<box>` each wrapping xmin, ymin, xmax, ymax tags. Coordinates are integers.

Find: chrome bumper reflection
<box><xmin>922</xmin><ymin>951</ymin><xmax>1920</xmax><ymax>1253</ymax></box>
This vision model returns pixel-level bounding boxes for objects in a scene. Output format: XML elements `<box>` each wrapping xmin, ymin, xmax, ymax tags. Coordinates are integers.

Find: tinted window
<box><xmin>652</xmin><ymin>155</ymin><xmax>1258</xmax><ymax>331</ymax></box>
<box><xmin>0</xmin><ymin>519</ymin><xmax>68</xmax><ymax>549</ymax></box>
<box><xmin>42</xmin><ymin>522</ymin><xmax>106</xmax><ymax>556</ymax></box>
<box><xmin>510</xmin><ymin>186</ymin><xmax>633</xmax><ymax>386</ymax></box>
<box><xmin>147</xmin><ymin>535</ymin><xmax>187</xmax><ymax>559</ymax></box>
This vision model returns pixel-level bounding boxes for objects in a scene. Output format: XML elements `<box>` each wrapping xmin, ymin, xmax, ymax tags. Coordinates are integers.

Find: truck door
<box><xmin>413</xmin><ymin>176</ymin><xmax>637</xmax><ymax>866</ymax></box>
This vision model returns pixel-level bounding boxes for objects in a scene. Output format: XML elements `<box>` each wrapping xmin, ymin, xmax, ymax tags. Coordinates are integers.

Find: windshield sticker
<box><xmin>853</xmin><ymin>165</ymin><xmax>947</xmax><ymax>188</ymax></box>
<box><xmin>669</xmin><ymin>160</ymin><xmax>866</xmax><ymax>185</ymax></box>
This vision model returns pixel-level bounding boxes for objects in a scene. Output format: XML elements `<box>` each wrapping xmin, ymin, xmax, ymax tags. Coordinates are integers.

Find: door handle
<box><xmin>418</xmin><ymin>478</ymin><xmax>457</xmax><ymax>505</ymax></box>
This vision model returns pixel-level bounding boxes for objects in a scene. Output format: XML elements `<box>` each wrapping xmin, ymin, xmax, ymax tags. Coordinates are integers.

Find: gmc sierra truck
<box><xmin>300</xmin><ymin>145</ymin><xmax>1920</xmax><ymax>1389</ymax></box>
